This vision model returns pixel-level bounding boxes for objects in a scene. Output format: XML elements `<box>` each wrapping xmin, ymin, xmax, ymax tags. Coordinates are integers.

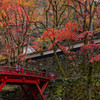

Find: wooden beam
<box><xmin>0</xmin><ymin>81</ymin><xmax>6</xmax><ymax>92</ymax></box>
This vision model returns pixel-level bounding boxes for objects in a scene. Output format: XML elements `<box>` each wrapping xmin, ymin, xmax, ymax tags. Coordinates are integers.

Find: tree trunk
<box><xmin>87</xmin><ymin>65</ymin><xmax>92</xmax><ymax>100</ymax></box>
<box><xmin>53</xmin><ymin>46</ymin><xmax>66</xmax><ymax>78</ymax></box>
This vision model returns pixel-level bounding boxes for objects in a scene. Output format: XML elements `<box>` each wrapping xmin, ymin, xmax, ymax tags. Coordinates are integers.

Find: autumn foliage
<box><xmin>0</xmin><ymin>1</ymin><xmax>31</xmax><ymax>65</ymax></box>
<box><xmin>39</xmin><ymin>14</ymin><xmax>100</xmax><ymax>99</ymax></box>
<box><xmin>0</xmin><ymin>0</ymin><xmax>99</xmax><ymax>99</ymax></box>
<box><xmin>41</xmin><ymin>20</ymin><xmax>100</xmax><ymax>63</ymax></box>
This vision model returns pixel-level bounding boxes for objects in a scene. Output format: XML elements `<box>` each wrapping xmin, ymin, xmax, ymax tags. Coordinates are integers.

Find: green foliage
<box><xmin>38</xmin><ymin>29</ymin><xmax>46</xmax><ymax>32</ymax></box>
<box><xmin>96</xmin><ymin>81</ymin><xmax>100</xmax><ymax>87</ymax></box>
<box><xmin>47</xmin><ymin>77</ymin><xmax>100</xmax><ymax>100</ymax></box>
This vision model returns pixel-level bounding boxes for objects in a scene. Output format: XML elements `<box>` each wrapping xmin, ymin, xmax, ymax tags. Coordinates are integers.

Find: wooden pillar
<box><xmin>35</xmin><ymin>81</ymin><xmax>48</xmax><ymax>100</ymax></box>
<box><xmin>28</xmin><ymin>85</ymin><xmax>38</xmax><ymax>100</ymax></box>
<box><xmin>0</xmin><ymin>81</ymin><xmax>6</xmax><ymax>92</ymax></box>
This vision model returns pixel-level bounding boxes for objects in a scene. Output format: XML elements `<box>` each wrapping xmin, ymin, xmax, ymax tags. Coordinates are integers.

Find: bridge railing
<box><xmin>0</xmin><ymin>66</ymin><xmax>56</xmax><ymax>79</ymax></box>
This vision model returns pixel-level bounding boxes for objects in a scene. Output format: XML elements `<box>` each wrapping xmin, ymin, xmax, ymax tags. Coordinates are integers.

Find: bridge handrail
<box><xmin>0</xmin><ymin>66</ymin><xmax>56</xmax><ymax>79</ymax></box>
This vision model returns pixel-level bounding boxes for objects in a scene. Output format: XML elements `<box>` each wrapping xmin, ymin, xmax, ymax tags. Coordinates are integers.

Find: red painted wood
<box><xmin>0</xmin><ymin>66</ymin><xmax>56</xmax><ymax>80</ymax></box>
<box><xmin>28</xmin><ymin>85</ymin><xmax>38</xmax><ymax>100</ymax></box>
<box><xmin>41</xmin><ymin>81</ymin><xmax>49</xmax><ymax>94</ymax></box>
<box><xmin>0</xmin><ymin>81</ymin><xmax>6</xmax><ymax>92</ymax></box>
<box><xmin>0</xmin><ymin>66</ymin><xmax>56</xmax><ymax>100</ymax></box>
<box><xmin>35</xmin><ymin>82</ymin><xmax>47</xmax><ymax>100</ymax></box>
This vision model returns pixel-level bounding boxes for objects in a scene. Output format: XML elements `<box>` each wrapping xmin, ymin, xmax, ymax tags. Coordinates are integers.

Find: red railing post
<box><xmin>0</xmin><ymin>66</ymin><xmax>56</xmax><ymax>79</ymax></box>
<box><xmin>10</xmin><ymin>67</ymin><xmax>12</xmax><ymax>73</ymax></box>
<box><xmin>54</xmin><ymin>74</ymin><xmax>57</xmax><ymax>79</ymax></box>
<box><xmin>48</xmin><ymin>73</ymin><xmax>51</xmax><ymax>78</ymax></box>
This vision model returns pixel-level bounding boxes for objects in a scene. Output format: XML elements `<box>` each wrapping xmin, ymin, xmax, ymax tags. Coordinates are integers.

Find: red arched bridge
<box><xmin>0</xmin><ymin>66</ymin><xmax>56</xmax><ymax>100</ymax></box>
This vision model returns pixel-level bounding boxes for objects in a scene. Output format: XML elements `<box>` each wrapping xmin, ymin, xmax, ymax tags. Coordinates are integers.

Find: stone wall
<box><xmin>26</xmin><ymin>54</ymin><xmax>67</xmax><ymax>77</ymax></box>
